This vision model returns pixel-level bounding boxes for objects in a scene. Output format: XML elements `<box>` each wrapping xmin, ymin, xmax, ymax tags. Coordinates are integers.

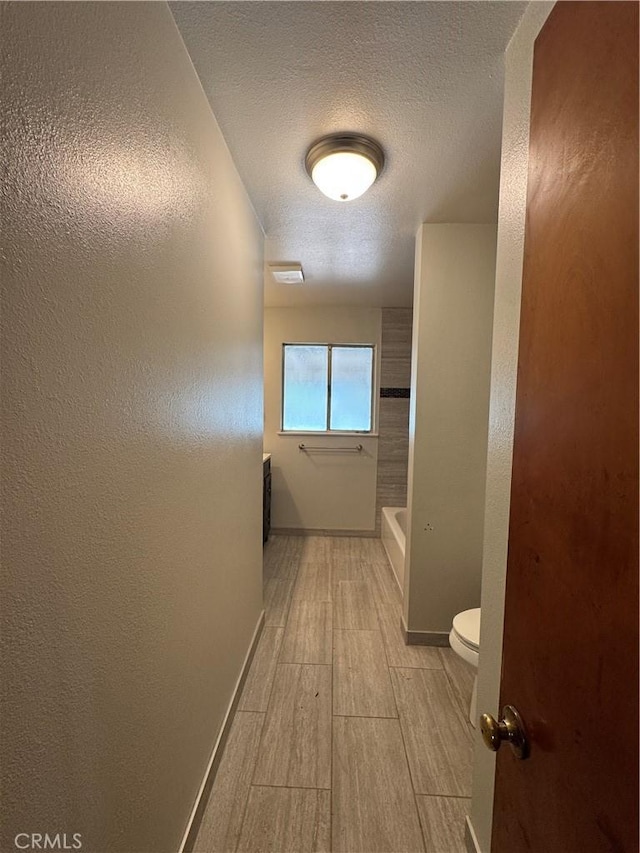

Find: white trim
<box><xmin>177</xmin><ymin>610</ymin><xmax>265</xmax><ymax>853</ymax></box>
<box><xmin>270</xmin><ymin>527</ymin><xmax>377</xmax><ymax>538</ymax></box>
<box><xmin>465</xmin><ymin>815</ymin><xmax>482</xmax><ymax>853</ymax></box>
<box><xmin>281</xmin><ymin>342</ymin><xmax>377</xmax><ymax>433</ymax></box>
<box><xmin>277</xmin><ymin>431</ymin><xmax>379</xmax><ymax>437</ymax></box>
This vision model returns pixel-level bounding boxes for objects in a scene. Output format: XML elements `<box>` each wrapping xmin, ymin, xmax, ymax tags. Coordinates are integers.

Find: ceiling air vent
<box><xmin>268</xmin><ymin>263</ymin><xmax>305</xmax><ymax>285</ymax></box>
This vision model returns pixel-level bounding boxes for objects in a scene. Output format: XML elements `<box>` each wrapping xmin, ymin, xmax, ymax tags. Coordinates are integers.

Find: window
<box><xmin>282</xmin><ymin>344</ymin><xmax>375</xmax><ymax>432</ymax></box>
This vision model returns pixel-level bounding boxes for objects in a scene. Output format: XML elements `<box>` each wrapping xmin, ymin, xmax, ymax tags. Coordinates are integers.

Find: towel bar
<box><xmin>298</xmin><ymin>443</ymin><xmax>363</xmax><ymax>453</ymax></box>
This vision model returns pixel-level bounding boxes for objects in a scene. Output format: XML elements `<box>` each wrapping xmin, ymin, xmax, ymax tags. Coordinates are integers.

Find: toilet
<box><xmin>449</xmin><ymin>607</ymin><xmax>481</xmax><ymax>728</ymax></box>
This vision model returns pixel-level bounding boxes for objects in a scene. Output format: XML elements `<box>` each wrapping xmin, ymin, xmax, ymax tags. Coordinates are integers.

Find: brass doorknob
<box><xmin>479</xmin><ymin>705</ymin><xmax>529</xmax><ymax>760</ymax></box>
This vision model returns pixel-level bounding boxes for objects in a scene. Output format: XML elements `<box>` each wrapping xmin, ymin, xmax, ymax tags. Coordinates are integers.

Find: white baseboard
<box><xmin>400</xmin><ymin>614</ymin><xmax>450</xmax><ymax>647</ymax></box>
<box><xmin>465</xmin><ymin>815</ymin><xmax>482</xmax><ymax>853</ymax></box>
<box><xmin>178</xmin><ymin>609</ymin><xmax>265</xmax><ymax>853</ymax></box>
<box><xmin>270</xmin><ymin>527</ymin><xmax>378</xmax><ymax>538</ymax></box>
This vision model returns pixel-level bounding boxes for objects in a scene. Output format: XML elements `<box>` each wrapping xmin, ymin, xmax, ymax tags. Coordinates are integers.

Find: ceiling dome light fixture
<box><xmin>305</xmin><ymin>134</ymin><xmax>385</xmax><ymax>202</ymax></box>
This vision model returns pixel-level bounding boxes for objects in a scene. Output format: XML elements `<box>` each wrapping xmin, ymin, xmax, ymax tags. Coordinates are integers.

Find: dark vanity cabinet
<box><xmin>263</xmin><ymin>456</ymin><xmax>271</xmax><ymax>544</ymax></box>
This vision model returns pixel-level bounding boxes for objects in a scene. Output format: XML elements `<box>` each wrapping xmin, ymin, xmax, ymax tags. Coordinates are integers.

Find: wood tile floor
<box><xmin>193</xmin><ymin>535</ymin><xmax>475</xmax><ymax>853</ymax></box>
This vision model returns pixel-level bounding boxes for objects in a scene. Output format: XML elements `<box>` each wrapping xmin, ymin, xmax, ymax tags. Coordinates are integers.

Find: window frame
<box><xmin>280</xmin><ymin>342</ymin><xmax>376</xmax><ymax>434</ymax></box>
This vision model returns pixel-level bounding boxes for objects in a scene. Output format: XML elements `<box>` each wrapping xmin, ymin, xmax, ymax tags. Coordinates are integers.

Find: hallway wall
<box><xmin>1</xmin><ymin>4</ymin><xmax>264</xmax><ymax>853</ymax></box>
<box><xmin>264</xmin><ymin>306</ymin><xmax>381</xmax><ymax>533</ymax></box>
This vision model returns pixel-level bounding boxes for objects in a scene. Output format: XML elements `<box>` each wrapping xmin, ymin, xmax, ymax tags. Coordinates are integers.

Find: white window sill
<box><xmin>277</xmin><ymin>431</ymin><xmax>379</xmax><ymax>437</ymax></box>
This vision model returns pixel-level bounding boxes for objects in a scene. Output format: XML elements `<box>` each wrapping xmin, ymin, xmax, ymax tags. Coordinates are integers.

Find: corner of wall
<box><xmin>405</xmin><ymin>224</ymin><xmax>497</xmax><ymax>636</ymax></box>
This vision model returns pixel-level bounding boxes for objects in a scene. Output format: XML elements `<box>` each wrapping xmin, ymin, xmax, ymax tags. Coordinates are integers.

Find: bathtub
<box><xmin>381</xmin><ymin>506</ymin><xmax>406</xmax><ymax>593</ymax></box>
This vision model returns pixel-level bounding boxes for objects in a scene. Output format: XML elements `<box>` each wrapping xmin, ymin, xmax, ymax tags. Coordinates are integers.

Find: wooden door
<box><xmin>492</xmin><ymin>3</ymin><xmax>639</xmax><ymax>851</ymax></box>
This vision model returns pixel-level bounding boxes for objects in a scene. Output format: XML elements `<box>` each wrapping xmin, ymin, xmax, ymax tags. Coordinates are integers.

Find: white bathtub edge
<box><xmin>381</xmin><ymin>505</ymin><xmax>406</xmax><ymax>594</ymax></box>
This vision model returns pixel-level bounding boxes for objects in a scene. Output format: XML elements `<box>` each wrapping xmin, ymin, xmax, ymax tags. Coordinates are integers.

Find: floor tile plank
<box><xmin>280</xmin><ymin>600</ymin><xmax>332</xmax><ymax>664</ymax></box>
<box><xmin>264</xmin><ymin>576</ymin><xmax>295</xmax><ymax>627</ymax></box>
<box><xmin>193</xmin><ymin>711</ymin><xmax>265</xmax><ymax>852</ymax></box>
<box><xmin>238</xmin><ymin>627</ymin><xmax>284</xmax><ymax>713</ymax></box>
<box><xmin>416</xmin><ymin>795</ymin><xmax>470</xmax><ymax>853</ymax></box>
<box><xmin>253</xmin><ymin>664</ymin><xmax>331</xmax><ymax>789</ymax></box>
<box><xmin>440</xmin><ymin>647</ymin><xmax>475</xmax><ymax>722</ymax></box>
<box><xmin>332</xmin><ymin>716</ymin><xmax>425</xmax><ymax>852</ymax></box>
<box><xmin>357</xmin><ymin>537</ymin><xmax>390</xmax><ymax>565</ymax></box>
<box><xmin>264</xmin><ymin>535</ymin><xmax>304</xmax><ymax>581</ymax></box>
<box><xmin>370</xmin><ymin>559</ymin><xmax>402</xmax><ymax>605</ymax></box>
<box><xmin>293</xmin><ymin>561</ymin><xmax>332</xmax><ymax>602</ymax></box>
<box><xmin>333</xmin><ymin>580</ymin><xmax>379</xmax><ymax>630</ymax></box>
<box><xmin>332</xmin><ymin>560</ymin><xmax>368</xmax><ymax>585</ymax></box>
<box><xmin>390</xmin><ymin>668</ymin><xmax>473</xmax><ymax>797</ymax></box>
<box><xmin>237</xmin><ymin>787</ymin><xmax>330</xmax><ymax>853</ymax></box>
<box><xmin>333</xmin><ymin>629</ymin><xmax>397</xmax><ymax>718</ymax></box>
<box><xmin>301</xmin><ymin>536</ymin><xmax>333</xmax><ymax>563</ymax></box>
<box><xmin>330</xmin><ymin>537</ymin><xmax>388</xmax><ymax>564</ymax></box>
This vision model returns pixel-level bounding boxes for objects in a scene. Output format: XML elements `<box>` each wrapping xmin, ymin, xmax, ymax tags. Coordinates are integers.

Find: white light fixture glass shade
<box><xmin>305</xmin><ymin>134</ymin><xmax>384</xmax><ymax>202</ymax></box>
<box><xmin>311</xmin><ymin>151</ymin><xmax>377</xmax><ymax>202</ymax></box>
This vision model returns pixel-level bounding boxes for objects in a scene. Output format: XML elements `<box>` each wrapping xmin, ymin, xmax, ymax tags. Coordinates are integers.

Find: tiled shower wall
<box><xmin>376</xmin><ymin>308</ymin><xmax>413</xmax><ymax>533</ymax></box>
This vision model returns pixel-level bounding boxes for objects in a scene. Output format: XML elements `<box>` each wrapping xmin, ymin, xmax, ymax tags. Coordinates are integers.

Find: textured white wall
<box><xmin>468</xmin><ymin>4</ymin><xmax>555</xmax><ymax>851</ymax></box>
<box><xmin>405</xmin><ymin>224</ymin><xmax>497</xmax><ymax>635</ymax></box>
<box><xmin>264</xmin><ymin>307</ymin><xmax>381</xmax><ymax>532</ymax></box>
<box><xmin>0</xmin><ymin>4</ymin><xmax>264</xmax><ymax>852</ymax></box>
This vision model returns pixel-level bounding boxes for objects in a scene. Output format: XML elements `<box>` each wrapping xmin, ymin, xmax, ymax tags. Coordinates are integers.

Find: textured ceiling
<box><xmin>171</xmin><ymin>1</ymin><xmax>527</xmax><ymax>307</ymax></box>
